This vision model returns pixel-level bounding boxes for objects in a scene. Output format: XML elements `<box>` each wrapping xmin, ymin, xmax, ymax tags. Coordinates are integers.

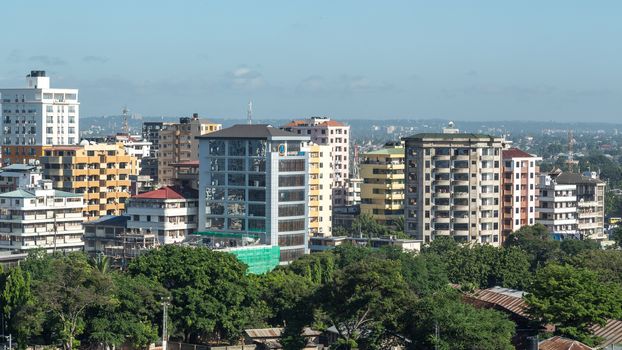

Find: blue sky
<box><xmin>1</xmin><ymin>1</ymin><xmax>620</xmax><ymax>121</ymax></box>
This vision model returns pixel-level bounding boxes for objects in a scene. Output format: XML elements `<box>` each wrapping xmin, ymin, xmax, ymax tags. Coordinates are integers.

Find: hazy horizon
<box><xmin>2</xmin><ymin>1</ymin><xmax>620</xmax><ymax>122</ymax></box>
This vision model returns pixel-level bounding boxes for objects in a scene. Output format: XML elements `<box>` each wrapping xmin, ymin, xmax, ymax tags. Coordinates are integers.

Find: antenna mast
<box><xmin>247</xmin><ymin>100</ymin><xmax>253</xmax><ymax>125</ymax></box>
<box><xmin>122</xmin><ymin>106</ymin><xmax>130</xmax><ymax>134</ymax></box>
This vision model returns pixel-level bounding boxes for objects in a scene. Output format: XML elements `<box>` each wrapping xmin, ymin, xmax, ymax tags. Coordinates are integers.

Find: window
<box><xmin>278</xmin><ymin>219</ymin><xmax>305</xmax><ymax>232</ymax></box>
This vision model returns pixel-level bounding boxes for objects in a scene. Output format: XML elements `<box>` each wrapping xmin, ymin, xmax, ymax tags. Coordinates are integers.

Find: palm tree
<box><xmin>89</xmin><ymin>253</ymin><xmax>110</xmax><ymax>274</ymax></box>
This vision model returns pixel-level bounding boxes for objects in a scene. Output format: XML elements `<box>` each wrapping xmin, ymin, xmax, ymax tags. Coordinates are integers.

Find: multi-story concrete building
<box><xmin>158</xmin><ymin>114</ymin><xmax>221</xmax><ymax>185</ymax></box>
<box><xmin>0</xmin><ymin>180</ymin><xmax>84</xmax><ymax>253</ymax></box>
<box><xmin>360</xmin><ymin>143</ymin><xmax>405</xmax><ymax>227</ymax></box>
<box><xmin>305</xmin><ymin>143</ymin><xmax>333</xmax><ymax>237</ymax></box>
<box><xmin>282</xmin><ymin>117</ymin><xmax>350</xmax><ymax>207</ymax></box>
<box><xmin>1</xmin><ymin>71</ymin><xmax>79</xmax><ymax>165</ymax></box>
<box><xmin>344</xmin><ymin>178</ymin><xmax>362</xmax><ymax>206</ymax></box>
<box><xmin>142</xmin><ymin>121</ymin><xmax>166</xmax><ymax>157</ymax></box>
<box><xmin>114</xmin><ymin>134</ymin><xmax>152</xmax><ymax>175</ymax></box>
<box><xmin>501</xmin><ymin>148</ymin><xmax>541</xmax><ymax>240</ymax></box>
<box><xmin>40</xmin><ymin>143</ymin><xmax>138</xmax><ymax>220</ymax></box>
<box><xmin>403</xmin><ymin>129</ymin><xmax>505</xmax><ymax>245</ymax></box>
<box><xmin>538</xmin><ymin>170</ymin><xmax>605</xmax><ymax>240</ymax></box>
<box><xmin>125</xmin><ymin>186</ymin><xmax>198</xmax><ymax>244</ymax></box>
<box><xmin>538</xmin><ymin>172</ymin><xmax>579</xmax><ymax>239</ymax></box>
<box><xmin>83</xmin><ymin>215</ymin><xmax>157</xmax><ymax>268</ymax></box>
<box><xmin>0</xmin><ymin>164</ymin><xmax>42</xmax><ymax>193</ymax></box>
<box><xmin>198</xmin><ymin>124</ymin><xmax>310</xmax><ymax>262</ymax></box>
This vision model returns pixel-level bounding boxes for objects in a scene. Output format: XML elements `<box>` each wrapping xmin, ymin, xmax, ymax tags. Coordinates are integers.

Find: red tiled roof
<box><xmin>503</xmin><ymin>148</ymin><xmax>535</xmax><ymax>159</ymax></box>
<box><xmin>539</xmin><ymin>336</ymin><xmax>593</xmax><ymax>350</ymax></box>
<box><xmin>320</xmin><ymin>120</ymin><xmax>345</xmax><ymax>127</ymax></box>
<box><xmin>133</xmin><ymin>186</ymin><xmax>187</xmax><ymax>200</ymax></box>
<box><xmin>283</xmin><ymin>120</ymin><xmax>307</xmax><ymax>127</ymax></box>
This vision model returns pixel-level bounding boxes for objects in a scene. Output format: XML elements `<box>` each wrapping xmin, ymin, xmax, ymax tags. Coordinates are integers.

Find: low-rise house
<box><xmin>126</xmin><ymin>186</ymin><xmax>198</xmax><ymax>244</ymax></box>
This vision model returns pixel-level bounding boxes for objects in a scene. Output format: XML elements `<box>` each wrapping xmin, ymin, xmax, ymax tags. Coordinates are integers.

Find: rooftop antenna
<box><xmin>122</xmin><ymin>106</ymin><xmax>130</xmax><ymax>134</ymax></box>
<box><xmin>247</xmin><ymin>100</ymin><xmax>253</xmax><ymax>125</ymax></box>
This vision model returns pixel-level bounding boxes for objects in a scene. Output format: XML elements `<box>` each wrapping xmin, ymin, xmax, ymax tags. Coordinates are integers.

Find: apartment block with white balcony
<box><xmin>537</xmin><ymin>174</ymin><xmax>578</xmax><ymax>239</ymax></box>
<box><xmin>1</xmin><ymin>70</ymin><xmax>79</xmax><ymax>147</ymax></box>
<box><xmin>538</xmin><ymin>170</ymin><xmax>605</xmax><ymax>240</ymax></box>
<box><xmin>403</xmin><ymin>124</ymin><xmax>505</xmax><ymax>246</ymax></box>
<box><xmin>125</xmin><ymin>186</ymin><xmax>198</xmax><ymax>244</ymax></box>
<box><xmin>0</xmin><ymin>180</ymin><xmax>84</xmax><ymax>253</ymax></box>
<box><xmin>282</xmin><ymin>117</ymin><xmax>350</xmax><ymax>207</ymax></box>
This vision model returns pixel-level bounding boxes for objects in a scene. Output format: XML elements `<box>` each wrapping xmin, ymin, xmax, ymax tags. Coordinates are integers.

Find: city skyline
<box><xmin>1</xmin><ymin>0</ymin><xmax>620</xmax><ymax>121</ymax></box>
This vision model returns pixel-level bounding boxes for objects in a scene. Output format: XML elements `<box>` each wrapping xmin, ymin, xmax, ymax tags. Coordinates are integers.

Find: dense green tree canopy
<box><xmin>526</xmin><ymin>263</ymin><xmax>622</xmax><ymax>345</ymax></box>
<box><xmin>128</xmin><ymin>245</ymin><xmax>264</xmax><ymax>344</ymax></box>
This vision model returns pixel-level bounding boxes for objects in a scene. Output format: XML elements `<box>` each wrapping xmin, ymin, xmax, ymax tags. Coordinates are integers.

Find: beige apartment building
<box><xmin>282</xmin><ymin>117</ymin><xmax>350</xmax><ymax>206</ymax></box>
<box><xmin>41</xmin><ymin>143</ymin><xmax>138</xmax><ymax>220</ymax></box>
<box><xmin>403</xmin><ymin>125</ymin><xmax>505</xmax><ymax>245</ymax></box>
<box><xmin>360</xmin><ymin>142</ymin><xmax>405</xmax><ymax>227</ymax></box>
<box><xmin>158</xmin><ymin>113</ymin><xmax>221</xmax><ymax>185</ymax></box>
<box><xmin>305</xmin><ymin>143</ymin><xmax>333</xmax><ymax>237</ymax></box>
<box><xmin>501</xmin><ymin>148</ymin><xmax>541</xmax><ymax>241</ymax></box>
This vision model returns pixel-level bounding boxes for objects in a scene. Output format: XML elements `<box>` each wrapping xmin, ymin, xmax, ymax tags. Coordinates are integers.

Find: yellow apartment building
<box><xmin>40</xmin><ymin>143</ymin><xmax>138</xmax><ymax>220</ymax></box>
<box><xmin>360</xmin><ymin>143</ymin><xmax>405</xmax><ymax>227</ymax></box>
<box><xmin>306</xmin><ymin>143</ymin><xmax>333</xmax><ymax>237</ymax></box>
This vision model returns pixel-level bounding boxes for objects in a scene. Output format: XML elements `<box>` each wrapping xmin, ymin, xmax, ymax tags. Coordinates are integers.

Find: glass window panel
<box><xmin>228</xmin><ymin>158</ymin><xmax>245</xmax><ymax>171</ymax></box>
<box><xmin>228</xmin><ymin>174</ymin><xmax>245</xmax><ymax>186</ymax></box>
<box><xmin>228</xmin><ymin>140</ymin><xmax>246</xmax><ymax>156</ymax></box>
<box><xmin>209</xmin><ymin>140</ymin><xmax>225</xmax><ymax>156</ymax></box>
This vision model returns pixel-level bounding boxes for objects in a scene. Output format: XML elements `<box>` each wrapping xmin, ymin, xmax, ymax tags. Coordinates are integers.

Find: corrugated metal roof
<box><xmin>539</xmin><ymin>336</ymin><xmax>593</xmax><ymax>350</ymax></box>
<box><xmin>245</xmin><ymin>327</ymin><xmax>321</xmax><ymax>339</ymax></box>
<box><xmin>465</xmin><ymin>287</ymin><xmax>529</xmax><ymax>318</ymax></box>
<box><xmin>591</xmin><ymin>319</ymin><xmax>622</xmax><ymax>348</ymax></box>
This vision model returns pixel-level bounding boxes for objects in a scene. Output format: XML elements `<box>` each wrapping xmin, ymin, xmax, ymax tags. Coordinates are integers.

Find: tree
<box><xmin>315</xmin><ymin>258</ymin><xmax>417</xmax><ymax>349</ymax></box>
<box><xmin>89</xmin><ymin>254</ymin><xmax>110</xmax><ymax>274</ymax></box>
<box><xmin>29</xmin><ymin>253</ymin><xmax>113</xmax><ymax>350</ymax></box>
<box><xmin>128</xmin><ymin>246</ymin><xmax>263</xmax><ymax>344</ymax></box>
<box><xmin>402</xmin><ymin>290</ymin><xmax>515</xmax><ymax>350</ymax></box>
<box><xmin>1</xmin><ymin>267</ymin><xmax>35</xmax><ymax>349</ymax></box>
<box><xmin>423</xmin><ymin>239</ymin><xmax>532</xmax><ymax>289</ymax></box>
<box><xmin>611</xmin><ymin>226</ymin><xmax>622</xmax><ymax>249</ymax></box>
<box><xmin>526</xmin><ymin>263</ymin><xmax>622</xmax><ymax>345</ymax></box>
<box><xmin>569</xmin><ymin>249</ymin><xmax>622</xmax><ymax>285</ymax></box>
<box><xmin>86</xmin><ymin>273</ymin><xmax>169</xmax><ymax>349</ymax></box>
<box><xmin>505</xmin><ymin>224</ymin><xmax>563</xmax><ymax>270</ymax></box>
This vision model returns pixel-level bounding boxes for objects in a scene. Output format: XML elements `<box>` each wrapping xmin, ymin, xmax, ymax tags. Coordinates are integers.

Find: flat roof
<box><xmin>402</xmin><ymin>132</ymin><xmax>502</xmax><ymax>141</ymax></box>
<box><xmin>197</xmin><ymin>124</ymin><xmax>308</xmax><ymax>140</ymax></box>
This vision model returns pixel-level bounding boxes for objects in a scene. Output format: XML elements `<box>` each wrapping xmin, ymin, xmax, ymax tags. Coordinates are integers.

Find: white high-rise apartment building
<box><xmin>1</xmin><ymin>71</ymin><xmax>79</xmax><ymax>146</ymax></box>
<box><xmin>282</xmin><ymin>117</ymin><xmax>350</xmax><ymax>206</ymax></box>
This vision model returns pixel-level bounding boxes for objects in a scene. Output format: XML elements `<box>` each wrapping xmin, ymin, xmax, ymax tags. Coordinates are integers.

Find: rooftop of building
<box><xmin>131</xmin><ymin>186</ymin><xmax>198</xmax><ymax>200</ymax></box>
<box><xmin>554</xmin><ymin>172</ymin><xmax>605</xmax><ymax>185</ymax></box>
<box><xmin>538</xmin><ymin>336</ymin><xmax>594</xmax><ymax>350</ymax></box>
<box><xmin>0</xmin><ymin>164</ymin><xmax>39</xmax><ymax>172</ymax></box>
<box><xmin>196</xmin><ymin>124</ymin><xmax>307</xmax><ymax>140</ymax></box>
<box><xmin>402</xmin><ymin>132</ymin><xmax>502</xmax><ymax>141</ymax></box>
<box><xmin>363</xmin><ymin>147</ymin><xmax>404</xmax><ymax>156</ymax></box>
<box><xmin>0</xmin><ymin>188</ymin><xmax>82</xmax><ymax>199</ymax></box>
<box><xmin>83</xmin><ymin>215</ymin><xmax>129</xmax><ymax>227</ymax></box>
<box><xmin>283</xmin><ymin>117</ymin><xmax>347</xmax><ymax>128</ymax></box>
<box><xmin>502</xmin><ymin>148</ymin><xmax>536</xmax><ymax>159</ymax></box>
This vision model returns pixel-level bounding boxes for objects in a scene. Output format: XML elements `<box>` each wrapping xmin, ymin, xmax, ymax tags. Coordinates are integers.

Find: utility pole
<box><xmin>162</xmin><ymin>297</ymin><xmax>170</xmax><ymax>350</ymax></box>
